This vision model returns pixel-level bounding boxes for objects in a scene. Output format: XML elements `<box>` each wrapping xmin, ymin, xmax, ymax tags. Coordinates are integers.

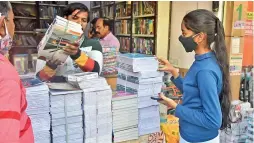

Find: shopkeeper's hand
<box><xmin>63</xmin><ymin>42</ymin><xmax>80</xmax><ymax>56</ymax></box>
<box><xmin>157</xmin><ymin>57</ymin><xmax>179</xmax><ymax>78</ymax></box>
<box><xmin>158</xmin><ymin>92</ymin><xmax>178</xmax><ymax>109</ymax></box>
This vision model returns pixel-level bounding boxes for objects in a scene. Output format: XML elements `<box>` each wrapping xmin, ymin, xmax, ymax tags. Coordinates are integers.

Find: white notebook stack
<box><xmin>112</xmin><ymin>91</ymin><xmax>139</xmax><ymax>143</ymax></box>
<box><xmin>49</xmin><ymin>90</ymin><xmax>83</xmax><ymax>143</ymax></box>
<box><xmin>117</xmin><ymin>53</ymin><xmax>162</xmax><ymax>136</ymax></box>
<box><xmin>72</xmin><ymin>74</ymin><xmax>112</xmax><ymax>143</ymax></box>
<box><xmin>24</xmin><ymin>79</ymin><xmax>50</xmax><ymax>143</ymax></box>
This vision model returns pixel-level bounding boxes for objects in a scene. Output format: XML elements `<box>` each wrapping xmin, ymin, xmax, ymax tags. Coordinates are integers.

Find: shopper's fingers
<box><xmin>158</xmin><ymin>100</ymin><xmax>168</xmax><ymax>106</ymax></box>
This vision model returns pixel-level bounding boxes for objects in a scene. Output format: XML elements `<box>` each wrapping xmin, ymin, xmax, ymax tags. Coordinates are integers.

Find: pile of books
<box><xmin>83</xmin><ymin>80</ymin><xmax>112</xmax><ymax>143</ymax></box>
<box><xmin>100</xmin><ymin>46</ymin><xmax>118</xmax><ymax>77</ymax></box>
<box><xmin>37</xmin><ymin>15</ymin><xmax>83</xmax><ymax>63</ymax></box>
<box><xmin>116</xmin><ymin>53</ymin><xmax>163</xmax><ymax>136</ymax></box>
<box><xmin>118</xmin><ymin>37</ymin><xmax>130</xmax><ymax>53</ymax></box>
<box><xmin>112</xmin><ymin>91</ymin><xmax>139</xmax><ymax>142</ymax></box>
<box><xmin>66</xmin><ymin>72</ymin><xmax>112</xmax><ymax>143</ymax></box>
<box><xmin>22</xmin><ymin>77</ymin><xmax>51</xmax><ymax>143</ymax></box>
<box><xmin>132</xmin><ymin>38</ymin><xmax>154</xmax><ymax>55</ymax></box>
<box><xmin>49</xmin><ymin>90</ymin><xmax>83</xmax><ymax>143</ymax></box>
<box><xmin>133</xmin><ymin>19</ymin><xmax>154</xmax><ymax>35</ymax></box>
<box><xmin>115</xmin><ymin>20</ymin><xmax>131</xmax><ymax>35</ymax></box>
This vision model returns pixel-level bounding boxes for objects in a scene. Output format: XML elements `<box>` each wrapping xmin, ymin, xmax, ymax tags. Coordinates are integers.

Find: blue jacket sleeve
<box><xmin>175</xmin><ymin>70</ymin><xmax>222</xmax><ymax>129</ymax></box>
<box><xmin>170</xmin><ymin>76</ymin><xmax>184</xmax><ymax>93</ymax></box>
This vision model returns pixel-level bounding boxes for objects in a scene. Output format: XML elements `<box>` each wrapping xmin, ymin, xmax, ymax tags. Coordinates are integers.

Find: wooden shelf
<box><xmin>115</xmin><ymin>16</ymin><xmax>131</xmax><ymax>20</ymax></box>
<box><xmin>12</xmin><ymin>46</ymin><xmax>37</xmax><ymax>48</ymax></box>
<box><xmin>15</xmin><ymin>16</ymin><xmax>36</xmax><ymax>19</ymax></box>
<box><xmin>15</xmin><ymin>31</ymin><xmax>34</xmax><ymax>34</ymax></box>
<box><xmin>10</xmin><ymin>2</ymin><xmax>35</xmax><ymax>5</ymax></box>
<box><xmin>133</xmin><ymin>14</ymin><xmax>155</xmax><ymax>18</ymax></box>
<box><xmin>39</xmin><ymin>3</ymin><xmax>66</xmax><ymax>7</ymax></box>
<box><xmin>104</xmin><ymin>3</ymin><xmax>115</xmax><ymax>6</ymax></box>
<box><xmin>115</xmin><ymin>1</ymin><xmax>126</xmax><ymax>4</ymax></box>
<box><xmin>90</xmin><ymin>1</ymin><xmax>157</xmax><ymax>55</ymax></box>
<box><xmin>91</xmin><ymin>5</ymin><xmax>101</xmax><ymax>9</ymax></box>
<box><xmin>116</xmin><ymin>34</ymin><xmax>131</xmax><ymax>37</ymax></box>
<box><xmin>40</xmin><ymin>17</ymin><xmax>53</xmax><ymax>20</ymax></box>
<box><xmin>132</xmin><ymin>34</ymin><xmax>154</xmax><ymax>38</ymax></box>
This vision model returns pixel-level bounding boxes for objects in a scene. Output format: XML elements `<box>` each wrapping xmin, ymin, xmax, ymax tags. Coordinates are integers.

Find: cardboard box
<box><xmin>223</xmin><ymin>1</ymin><xmax>248</xmax><ymax>37</ymax></box>
<box><xmin>230</xmin><ymin>75</ymin><xmax>241</xmax><ymax>101</ymax></box>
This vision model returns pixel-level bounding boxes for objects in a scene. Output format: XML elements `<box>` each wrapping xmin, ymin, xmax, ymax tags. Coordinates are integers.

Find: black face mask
<box><xmin>178</xmin><ymin>35</ymin><xmax>198</xmax><ymax>52</ymax></box>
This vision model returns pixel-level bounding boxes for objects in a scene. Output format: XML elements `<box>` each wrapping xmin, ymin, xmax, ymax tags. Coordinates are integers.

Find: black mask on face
<box><xmin>178</xmin><ymin>34</ymin><xmax>198</xmax><ymax>52</ymax></box>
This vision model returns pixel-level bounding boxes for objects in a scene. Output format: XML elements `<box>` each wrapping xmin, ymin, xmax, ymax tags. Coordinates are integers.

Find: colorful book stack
<box><xmin>115</xmin><ymin>3</ymin><xmax>131</xmax><ymax>18</ymax></box>
<box><xmin>49</xmin><ymin>90</ymin><xmax>83</xmax><ymax>143</ymax></box>
<box><xmin>115</xmin><ymin>20</ymin><xmax>131</xmax><ymax>35</ymax></box>
<box><xmin>132</xmin><ymin>38</ymin><xmax>154</xmax><ymax>55</ymax></box>
<box><xmin>37</xmin><ymin>16</ymin><xmax>83</xmax><ymax>64</ymax></box>
<box><xmin>102</xmin><ymin>6</ymin><xmax>114</xmax><ymax>19</ymax></box>
<box><xmin>132</xmin><ymin>1</ymin><xmax>156</xmax><ymax>16</ymax></box>
<box><xmin>101</xmin><ymin>47</ymin><xmax>118</xmax><ymax>77</ymax></box>
<box><xmin>116</xmin><ymin>53</ymin><xmax>163</xmax><ymax>136</ymax></box>
<box><xmin>246</xmin><ymin>109</ymin><xmax>254</xmax><ymax>143</ymax></box>
<box><xmin>23</xmin><ymin>78</ymin><xmax>50</xmax><ymax>143</ymax></box>
<box><xmin>132</xmin><ymin>19</ymin><xmax>154</xmax><ymax>35</ymax></box>
<box><xmin>118</xmin><ymin>37</ymin><xmax>130</xmax><ymax>53</ymax></box>
<box><xmin>112</xmin><ymin>91</ymin><xmax>139</xmax><ymax>142</ymax></box>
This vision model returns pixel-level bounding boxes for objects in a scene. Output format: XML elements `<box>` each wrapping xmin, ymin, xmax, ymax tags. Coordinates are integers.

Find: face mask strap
<box><xmin>3</xmin><ymin>19</ymin><xmax>9</xmax><ymax>35</ymax></box>
<box><xmin>192</xmin><ymin>33</ymin><xmax>200</xmax><ymax>38</ymax></box>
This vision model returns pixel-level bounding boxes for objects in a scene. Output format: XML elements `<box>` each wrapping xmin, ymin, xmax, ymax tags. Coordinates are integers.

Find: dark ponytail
<box><xmin>214</xmin><ymin>18</ymin><xmax>231</xmax><ymax>130</ymax></box>
<box><xmin>183</xmin><ymin>9</ymin><xmax>231</xmax><ymax>130</ymax></box>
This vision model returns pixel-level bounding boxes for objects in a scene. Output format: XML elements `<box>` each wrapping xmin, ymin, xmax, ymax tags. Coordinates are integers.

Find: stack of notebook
<box><xmin>49</xmin><ymin>90</ymin><xmax>83</xmax><ymax>143</ymax></box>
<box><xmin>68</xmin><ymin>73</ymin><xmax>112</xmax><ymax>143</ymax></box>
<box><xmin>117</xmin><ymin>53</ymin><xmax>162</xmax><ymax>136</ymax></box>
<box><xmin>22</xmin><ymin>78</ymin><xmax>51</xmax><ymax>143</ymax></box>
<box><xmin>37</xmin><ymin>15</ymin><xmax>83</xmax><ymax>63</ymax></box>
<box><xmin>112</xmin><ymin>91</ymin><xmax>139</xmax><ymax>142</ymax></box>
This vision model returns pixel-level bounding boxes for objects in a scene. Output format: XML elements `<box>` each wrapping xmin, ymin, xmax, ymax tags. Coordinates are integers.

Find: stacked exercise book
<box><xmin>49</xmin><ymin>90</ymin><xmax>83</xmax><ymax>143</ymax></box>
<box><xmin>66</xmin><ymin>72</ymin><xmax>113</xmax><ymax>143</ymax></box>
<box><xmin>21</xmin><ymin>77</ymin><xmax>51</xmax><ymax>143</ymax></box>
<box><xmin>116</xmin><ymin>53</ymin><xmax>163</xmax><ymax>136</ymax></box>
<box><xmin>112</xmin><ymin>91</ymin><xmax>139</xmax><ymax>142</ymax></box>
<box><xmin>37</xmin><ymin>15</ymin><xmax>83</xmax><ymax>64</ymax></box>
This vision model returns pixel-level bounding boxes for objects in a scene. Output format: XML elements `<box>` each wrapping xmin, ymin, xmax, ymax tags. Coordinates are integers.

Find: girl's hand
<box><xmin>158</xmin><ymin>92</ymin><xmax>178</xmax><ymax>109</ymax></box>
<box><xmin>157</xmin><ymin>57</ymin><xmax>179</xmax><ymax>78</ymax></box>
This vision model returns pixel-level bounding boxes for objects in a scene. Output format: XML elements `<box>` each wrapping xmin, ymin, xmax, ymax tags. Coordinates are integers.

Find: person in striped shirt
<box><xmin>36</xmin><ymin>3</ymin><xmax>103</xmax><ymax>82</ymax></box>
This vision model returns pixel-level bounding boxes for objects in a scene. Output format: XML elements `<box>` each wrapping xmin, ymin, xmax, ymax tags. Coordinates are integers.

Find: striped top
<box><xmin>36</xmin><ymin>36</ymin><xmax>103</xmax><ymax>82</ymax></box>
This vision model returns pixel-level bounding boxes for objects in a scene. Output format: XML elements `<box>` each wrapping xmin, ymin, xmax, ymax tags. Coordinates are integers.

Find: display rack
<box><xmin>90</xmin><ymin>1</ymin><xmax>157</xmax><ymax>55</ymax></box>
<box><xmin>10</xmin><ymin>1</ymin><xmax>68</xmax><ymax>74</ymax></box>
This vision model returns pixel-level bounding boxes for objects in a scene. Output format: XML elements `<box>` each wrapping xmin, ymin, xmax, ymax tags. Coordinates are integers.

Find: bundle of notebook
<box><xmin>49</xmin><ymin>90</ymin><xmax>83</xmax><ymax>143</ymax></box>
<box><xmin>22</xmin><ymin>77</ymin><xmax>50</xmax><ymax>143</ymax></box>
<box><xmin>112</xmin><ymin>91</ymin><xmax>139</xmax><ymax>142</ymax></box>
<box><xmin>37</xmin><ymin>15</ymin><xmax>83</xmax><ymax>63</ymax></box>
<box><xmin>116</xmin><ymin>53</ymin><xmax>162</xmax><ymax>136</ymax></box>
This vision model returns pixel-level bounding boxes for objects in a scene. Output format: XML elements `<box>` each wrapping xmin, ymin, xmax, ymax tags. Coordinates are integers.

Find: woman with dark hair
<box><xmin>158</xmin><ymin>9</ymin><xmax>231</xmax><ymax>143</ymax></box>
<box><xmin>36</xmin><ymin>3</ymin><xmax>103</xmax><ymax>82</ymax></box>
